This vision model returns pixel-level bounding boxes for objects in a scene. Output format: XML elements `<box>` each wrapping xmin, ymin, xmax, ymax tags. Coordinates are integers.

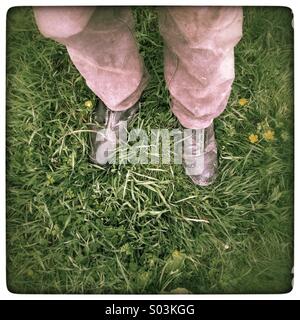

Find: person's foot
<box><xmin>89</xmin><ymin>100</ymin><xmax>139</xmax><ymax>165</ymax></box>
<box><xmin>183</xmin><ymin>122</ymin><xmax>218</xmax><ymax>186</ymax></box>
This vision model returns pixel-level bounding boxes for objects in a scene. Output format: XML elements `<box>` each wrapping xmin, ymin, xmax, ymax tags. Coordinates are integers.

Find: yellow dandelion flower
<box><xmin>84</xmin><ymin>100</ymin><xmax>93</xmax><ymax>109</ymax></box>
<box><xmin>263</xmin><ymin>129</ymin><xmax>275</xmax><ymax>141</ymax></box>
<box><xmin>248</xmin><ymin>134</ymin><xmax>259</xmax><ymax>144</ymax></box>
<box><xmin>239</xmin><ymin>98</ymin><xmax>248</xmax><ymax>106</ymax></box>
<box><xmin>172</xmin><ymin>250</ymin><xmax>182</xmax><ymax>258</ymax></box>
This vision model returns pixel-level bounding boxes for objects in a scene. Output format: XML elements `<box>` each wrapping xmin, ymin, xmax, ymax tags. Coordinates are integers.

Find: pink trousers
<box><xmin>34</xmin><ymin>7</ymin><xmax>243</xmax><ymax>129</ymax></box>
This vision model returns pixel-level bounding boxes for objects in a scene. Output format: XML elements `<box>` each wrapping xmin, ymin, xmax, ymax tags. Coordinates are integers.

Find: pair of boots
<box><xmin>90</xmin><ymin>101</ymin><xmax>218</xmax><ymax>186</ymax></box>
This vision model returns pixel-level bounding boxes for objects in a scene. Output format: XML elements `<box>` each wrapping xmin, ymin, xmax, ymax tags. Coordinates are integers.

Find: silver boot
<box><xmin>89</xmin><ymin>100</ymin><xmax>139</xmax><ymax>165</ymax></box>
<box><xmin>183</xmin><ymin>122</ymin><xmax>218</xmax><ymax>186</ymax></box>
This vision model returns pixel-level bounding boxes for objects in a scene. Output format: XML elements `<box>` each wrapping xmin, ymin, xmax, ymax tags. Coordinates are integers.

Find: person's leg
<box><xmin>158</xmin><ymin>6</ymin><xmax>243</xmax><ymax>129</ymax></box>
<box><xmin>34</xmin><ymin>6</ymin><xmax>149</xmax><ymax>111</ymax></box>
<box><xmin>34</xmin><ymin>7</ymin><xmax>149</xmax><ymax>165</ymax></box>
<box><xmin>159</xmin><ymin>7</ymin><xmax>243</xmax><ymax>185</ymax></box>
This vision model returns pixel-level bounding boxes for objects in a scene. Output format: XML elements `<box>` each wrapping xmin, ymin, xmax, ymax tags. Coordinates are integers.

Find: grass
<box><xmin>6</xmin><ymin>7</ymin><xmax>294</xmax><ymax>294</ymax></box>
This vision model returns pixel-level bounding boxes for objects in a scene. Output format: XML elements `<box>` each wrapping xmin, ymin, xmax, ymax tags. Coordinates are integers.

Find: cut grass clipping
<box><xmin>6</xmin><ymin>7</ymin><xmax>293</xmax><ymax>293</ymax></box>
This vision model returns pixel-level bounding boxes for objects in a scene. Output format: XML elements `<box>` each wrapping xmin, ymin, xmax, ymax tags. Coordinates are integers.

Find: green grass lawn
<box><xmin>6</xmin><ymin>7</ymin><xmax>294</xmax><ymax>294</ymax></box>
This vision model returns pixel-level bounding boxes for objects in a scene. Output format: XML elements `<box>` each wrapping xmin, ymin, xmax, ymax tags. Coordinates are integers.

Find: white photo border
<box><xmin>1</xmin><ymin>0</ymin><xmax>297</xmax><ymax>300</ymax></box>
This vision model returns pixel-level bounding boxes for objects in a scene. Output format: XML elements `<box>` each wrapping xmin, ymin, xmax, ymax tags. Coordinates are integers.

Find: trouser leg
<box><xmin>158</xmin><ymin>7</ymin><xmax>243</xmax><ymax>129</ymax></box>
<box><xmin>34</xmin><ymin>7</ymin><xmax>149</xmax><ymax>111</ymax></box>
